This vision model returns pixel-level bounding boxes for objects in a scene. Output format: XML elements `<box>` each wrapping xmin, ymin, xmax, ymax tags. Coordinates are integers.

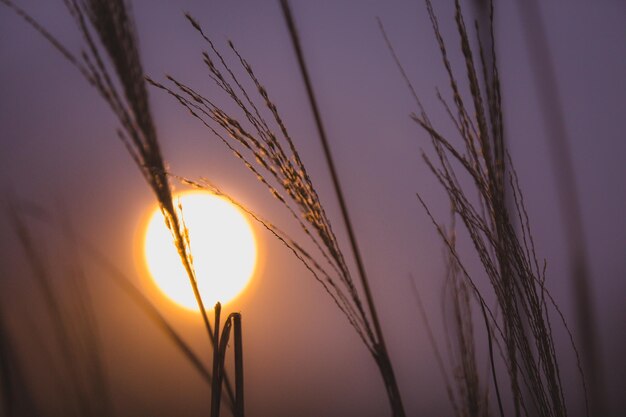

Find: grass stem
<box><xmin>279</xmin><ymin>1</ymin><xmax>406</xmax><ymax>416</ymax></box>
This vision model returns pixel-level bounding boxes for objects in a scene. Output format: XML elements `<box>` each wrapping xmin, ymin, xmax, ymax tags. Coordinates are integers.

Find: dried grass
<box><xmin>0</xmin><ymin>0</ymin><xmax>237</xmax><ymax>412</ymax></box>
<box><xmin>0</xmin><ymin>1</ymin><xmax>596</xmax><ymax>416</ymax></box>
<box><xmin>383</xmin><ymin>1</ymin><xmax>589</xmax><ymax>416</ymax></box>
<box><xmin>149</xmin><ymin>10</ymin><xmax>408</xmax><ymax>415</ymax></box>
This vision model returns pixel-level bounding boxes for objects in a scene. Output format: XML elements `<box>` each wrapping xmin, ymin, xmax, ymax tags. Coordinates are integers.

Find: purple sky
<box><xmin>1</xmin><ymin>1</ymin><xmax>625</xmax><ymax>416</ymax></box>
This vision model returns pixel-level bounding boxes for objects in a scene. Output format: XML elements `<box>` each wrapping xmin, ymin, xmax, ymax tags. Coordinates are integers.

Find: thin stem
<box><xmin>234</xmin><ymin>313</ymin><xmax>245</xmax><ymax>417</ymax></box>
<box><xmin>279</xmin><ymin>1</ymin><xmax>405</xmax><ymax>416</ymax></box>
<box><xmin>211</xmin><ymin>303</ymin><xmax>222</xmax><ymax>417</ymax></box>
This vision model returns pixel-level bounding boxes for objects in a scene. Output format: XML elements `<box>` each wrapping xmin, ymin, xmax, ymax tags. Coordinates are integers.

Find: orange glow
<box><xmin>143</xmin><ymin>191</ymin><xmax>257</xmax><ymax>312</ymax></box>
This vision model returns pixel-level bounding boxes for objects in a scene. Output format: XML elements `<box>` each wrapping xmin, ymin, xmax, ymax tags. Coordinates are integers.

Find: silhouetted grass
<box><xmin>381</xmin><ymin>1</ymin><xmax>588</xmax><ymax>416</ymax></box>
<box><xmin>150</xmin><ymin>18</ymin><xmax>375</xmax><ymax>349</ymax></box>
<box><xmin>0</xmin><ymin>0</ymin><xmax>238</xmax><ymax>412</ymax></box>
<box><xmin>2</xmin><ymin>201</ymin><xmax>246</xmax><ymax>415</ymax></box>
<box><xmin>279</xmin><ymin>1</ymin><xmax>406</xmax><ymax>414</ymax></box>
<box><xmin>0</xmin><ymin>1</ymin><xmax>600</xmax><ymax>416</ymax></box>
<box><xmin>150</xmin><ymin>2</ymin><xmax>591</xmax><ymax>416</ymax></box>
<box><xmin>210</xmin><ymin>303</ymin><xmax>244</xmax><ymax>417</ymax></box>
<box><xmin>5</xmin><ymin>204</ymin><xmax>113</xmax><ymax>416</ymax></box>
<box><xmin>148</xmin><ymin>10</ymin><xmax>409</xmax><ymax>415</ymax></box>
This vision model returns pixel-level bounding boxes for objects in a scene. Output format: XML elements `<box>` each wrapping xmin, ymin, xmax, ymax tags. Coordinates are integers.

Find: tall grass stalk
<box><xmin>149</xmin><ymin>11</ymin><xmax>405</xmax><ymax>416</ymax></box>
<box><xmin>385</xmin><ymin>0</ymin><xmax>587</xmax><ymax>415</ymax></box>
<box><xmin>1</xmin><ymin>1</ymin><xmax>597</xmax><ymax>416</ymax></box>
<box><xmin>417</xmin><ymin>1</ymin><xmax>586</xmax><ymax>415</ymax></box>
<box><xmin>210</xmin><ymin>303</ymin><xmax>244</xmax><ymax>417</ymax></box>
<box><xmin>77</xmin><ymin>226</ymin><xmax>215</xmax><ymax>386</ymax></box>
<box><xmin>0</xmin><ymin>0</ymin><xmax>237</xmax><ymax>410</ymax></box>
<box><xmin>407</xmin><ymin>207</ymin><xmax>492</xmax><ymax>417</ymax></box>
<box><xmin>4</xmin><ymin>203</ymin><xmax>242</xmax><ymax>413</ymax></box>
<box><xmin>279</xmin><ymin>1</ymin><xmax>405</xmax><ymax>415</ymax></box>
<box><xmin>152</xmin><ymin>18</ymin><xmax>372</xmax><ymax>348</ymax></box>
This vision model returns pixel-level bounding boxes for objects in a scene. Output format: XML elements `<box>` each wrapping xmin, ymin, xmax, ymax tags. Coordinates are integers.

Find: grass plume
<box><xmin>150</xmin><ymin>11</ymin><xmax>406</xmax><ymax>416</ymax></box>
<box><xmin>151</xmin><ymin>15</ymin><xmax>375</xmax><ymax>350</ymax></box>
<box><xmin>382</xmin><ymin>0</ymin><xmax>588</xmax><ymax>415</ymax></box>
<box><xmin>0</xmin><ymin>1</ymin><xmax>601</xmax><ymax>416</ymax></box>
<box><xmin>383</xmin><ymin>1</ymin><xmax>589</xmax><ymax>416</ymax></box>
<box><xmin>0</xmin><ymin>0</ymin><xmax>238</xmax><ymax>410</ymax></box>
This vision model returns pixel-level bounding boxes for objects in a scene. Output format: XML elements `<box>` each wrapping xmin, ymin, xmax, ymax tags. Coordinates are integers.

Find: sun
<box><xmin>143</xmin><ymin>191</ymin><xmax>257</xmax><ymax>312</ymax></box>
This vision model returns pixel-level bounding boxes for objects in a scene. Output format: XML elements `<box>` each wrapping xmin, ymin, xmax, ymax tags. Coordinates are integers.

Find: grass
<box><xmin>386</xmin><ymin>1</ymin><xmax>588</xmax><ymax>416</ymax></box>
<box><xmin>0</xmin><ymin>0</ymin><xmax>597</xmax><ymax>416</ymax></box>
<box><xmin>0</xmin><ymin>0</ymin><xmax>239</xmax><ymax>414</ymax></box>
<box><xmin>6</xmin><ymin>203</ymin><xmax>113</xmax><ymax>416</ymax></box>
<box><xmin>149</xmin><ymin>7</ymin><xmax>406</xmax><ymax>414</ymax></box>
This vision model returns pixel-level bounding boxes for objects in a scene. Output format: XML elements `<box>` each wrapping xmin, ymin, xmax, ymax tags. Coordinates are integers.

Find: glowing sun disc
<box><xmin>143</xmin><ymin>191</ymin><xmax>257</xmax><ymax>311</ymax></box>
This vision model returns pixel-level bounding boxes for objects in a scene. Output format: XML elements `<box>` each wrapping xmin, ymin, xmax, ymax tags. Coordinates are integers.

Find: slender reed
<box><xmin>78</xmin><ymin>230</ymin><xmax>215</xmax><ymax>386</ymax></box>
<box><xmin>385</xmin><ymin>0</ymin><xmax>587</xmax><ymax>416</ymax></box>
<box><xmin>150</xmin><ymin>11</ymin><xmax>403</xmax><ymax>416</ymax></box>
<box><xmin>0</xmin><ymin>0</ymin><xmax>237</xmax><ymax>409</ymax></box>
<box><xmin>7</xmin><ymin>203</ymin><xmax>232</xmax><ymax>408</ymax></box>
<box><xmin>210</xmin><ymin>303</ymin><xmax>245</xmax><ymax>417</ymax></box>
<box><xmin>418</xmin><ymin>1</ymin><xmax>585</xmax><ymax>415</ymax></box>
<box><xmin>279</xmin><ymin>1</ymin><xmax>405</xmax><ymax>415</ymax></box>
<box><xmin>152</xmin><ymin>17</ymin><xmax>373</xmax><ymax>349</ymax></box>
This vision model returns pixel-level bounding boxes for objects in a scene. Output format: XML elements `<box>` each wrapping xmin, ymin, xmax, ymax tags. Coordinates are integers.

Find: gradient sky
<box><xmin>1</xmin><ymin>1</ymin><xmax>625</xmax><ymax>416</ymax></box>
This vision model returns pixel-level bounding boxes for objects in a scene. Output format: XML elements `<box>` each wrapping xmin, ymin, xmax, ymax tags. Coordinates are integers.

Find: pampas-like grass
<box><xmin>149</xmin><ymin>11</ymin><xmax>409</xmax><ymax>416</ymax></box>
<box><xmin>0</xmin><ymin>0</ymin><xmax>237</xmax><ymax>412</ymax></box>
<box><xmin>0</xmin><ymin>1</ymin><xmax>595</xmax><ymax>416</ymax></box>
<box><xmin>386</xmin><ymin>1</ymin><xmax>588</xmax><ymax>416</ymax></box>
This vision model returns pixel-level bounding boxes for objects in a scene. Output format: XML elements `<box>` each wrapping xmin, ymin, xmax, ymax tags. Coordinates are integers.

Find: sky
<box><xmin>0</xmin><ymin>1</ymin><xmax>625</xmax><ymax>416</ymax></box>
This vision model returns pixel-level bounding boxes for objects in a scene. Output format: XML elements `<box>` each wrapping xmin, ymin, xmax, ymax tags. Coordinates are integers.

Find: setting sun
<box><xmin>143</xmin><ymin>191</ymin><xmax>257</xmax><ymax>311</ymax></box>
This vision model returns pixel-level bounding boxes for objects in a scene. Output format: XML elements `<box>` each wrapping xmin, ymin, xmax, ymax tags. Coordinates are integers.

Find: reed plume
<box><xmin>381</xmin><ymin>0</ymin><xmax>587</xmax><ymax>415</ymax></box>
<box><xmin>398</xmin><ymin>1</ymin><xmax>588</xmax><ymax>416</ymax></box>
<box><xmin>0</xmin><ymin>0</ymin><xmax>237</xmax><ymax>410</ymax></box>
<box><xmin>151</xmin><ymin>14</ymin><xmax>375</xmax><ymax>351</ymax></box>
<box><xmin>150</xmin><ymin>12</ymin><xmax>406</xmax><ymax>416</ymax></box>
